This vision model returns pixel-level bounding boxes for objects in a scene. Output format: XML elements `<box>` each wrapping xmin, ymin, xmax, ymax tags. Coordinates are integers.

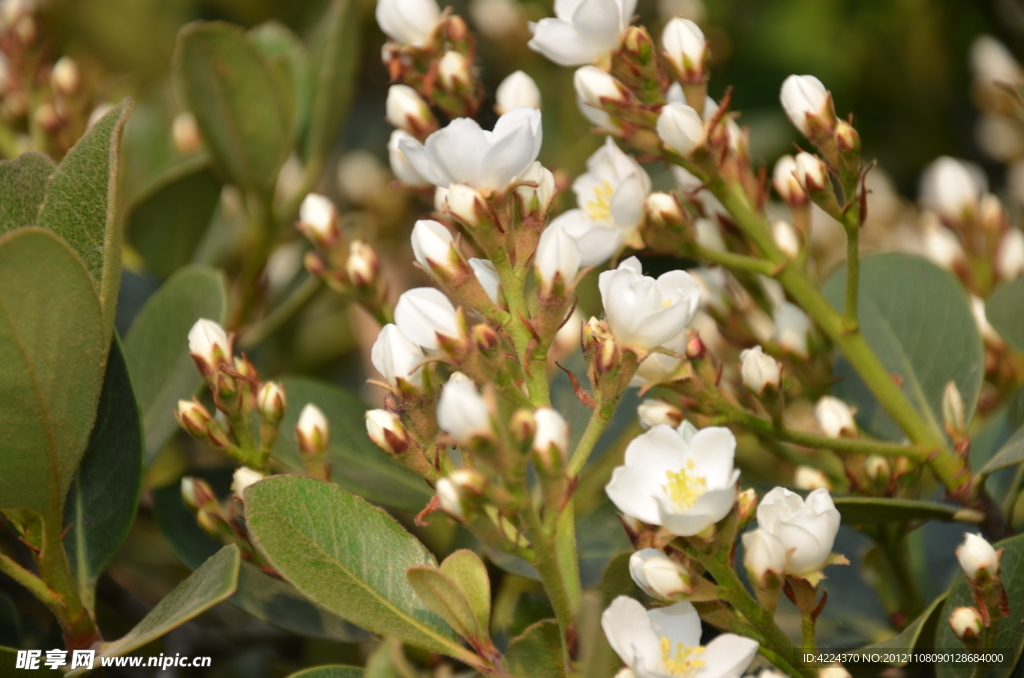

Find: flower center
<box><xmin>663</xmin><ymin>459</ymin><xmax>707</xmax><ymax>510</ymax></box>
<box><xmin>585</xmin><ymin>181</ymin><xmax>615</xmax><ymax>221</ymax></box>
<box><xmin>660</xmin><ymin>637</ymin><xmax>706</xmax><ymax>677</ymax></box>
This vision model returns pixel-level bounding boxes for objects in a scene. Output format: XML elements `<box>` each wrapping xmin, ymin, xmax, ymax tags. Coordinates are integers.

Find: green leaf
<box><xmin>365</xmin><ymin>638</ymin><xmax>418</xmax><ymax>678</ymax></box>
<box><xmin>0</xmin><ymin>592</ymin><xmax>21</xmax><ymax>649</ymax></box>
<box><xmin>36</xmin><ymin>100</ymin><xmax>132</xmax><ymax>338</ymax></box>
<box><xmin>173</xmin><ymin>22</ymin><xmax>295</xmax><ymax>195</ymax></box>
<box><xmin>935</xmin><ymin>533</ymin><xmax>1024</xmax><ymax>678</ymax></box>
<box><xmin>247</xmin><ymin>21</ymin><xmax>308</xmax><ymax>140</ymax></box>
<box><xmin>439</xmin><ymin>550</ymin><xmax>491</xmax><ymax>635</ymax></box>
<box><xmin>505</xmin><ymin>620</ymin><xmax>565</xmax><ymax>678</ymax></box>
<box><xmin>89</xmin><ymin>545</ymin><xmax>240</xmax><ymax>665</ymax></box>
<box><xmin>127</xmin><ymin>164</ymin><xmax>221</xmax><ymax>279</ymax></box>
<box><xmin>0</xmin><ymin>228</ymin><xmax>106</xmax><ymax>517</ymax></box>
<box><xmin>861</xmin><ymin>593</ymin><xmax>947</xmax><ymax>665</ymax></box>
<box><xmin>981</xmin><ymin>426</ymin><xmax>1024</xmax><ymax>477</ymax></box>
<box><xmin>831</xmin><ymin>497</ymin><xmax>965</xmax><ymax>525</ymax></box>
<box><xmin>273</xmin><ymin>377</ymin><xmax>432</xmax><ymax>511</ymax></box>
<box><xmin>244</xmin><ymin>476</ymin><xmax>467</xmax><ymax>658</ymax></box>
<box><xmin>0</xmin><ymin>152</ymin><xmax>55</xmax><ymax>235</ymax></box>
<box><xmin>151</xmin><ymin>472</ymin><xmax>368</xmax><ymax>642</ymax></box>
<box><xmin>288</xmin><ymin>667</ymin><xmax>364</xmax><ymax>678</ymax></box>
<box><xmin>64</xmin><ymin>338</ymin><xmax>143</xmax><ymax>613</ymax></box>
<box><xmin>302</xmin><ymin>0</ymin><xmax>362</xmax><ymax>159</ymax></box>
<box><xmin>406</xmin><ymin>566</ymin><xmax>482</xmax><ymax>642</ymax></box>
<box><xmin>823</xmin><ymin>253</ymin><xmax>984</xmax><ymax>442</ymax></box>
<box><xmin>988</xmin><ymin>277</ymin><xmax>1024</xmax><ymax>354</ymax></box>
<box><xmin>123</xmin><ymin>265</ymin><xmax>227</xmax><ymax>462</ymax></box>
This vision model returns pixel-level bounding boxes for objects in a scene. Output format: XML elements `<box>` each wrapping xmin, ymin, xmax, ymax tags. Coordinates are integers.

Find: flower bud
<box><xmin>533</xmin><ymin>407</ymin><xmax>569</xmax><ymax>460</ymax></box>
<box><xmin>346</xmin><ymin>240</ymin><xmax>379</xmax><ymax>288</ymax></box>
<box><xmin>172</xmin><ymin>112</ymin><xmax>202</xmax><ymax>155</ymax></box>
<box><xmin>773</xmin><ymin>155</ymin><xmax>807</xmax><ymax>206</ymax></box>
<box><xmin>637</xmin><ymin>399</ymin><xmax>683</xmax><ymax>429</ymax></box>
<box><xmin>919</xmin><ymin>157</ymin><xmax>986</xmax><ymax>223</ymax></box>
<box><xmin>818</xmin><ymin>667</ymin><xmax>851</xmax><ymax>678</ymax></box>
<box><xmin>921</xmin><ymin>217</ymin><xmax>966</xmax><ymax>271</ymax></box>
<box><xmin>50</xmin><ymin>56</ymin><xmax>79</xmax><ymax>96</ymax></box>
<box><xmin>437</xmin><ymin>380</ymin><xmax>493</xmax><ymax>446</ymax></box>
<box><xmin>438</xmin><ymin>51</ymin><xmax>472</xmax><ymax>90</ymax></box>
<box><xmin>815</xmin><ymin>396</ymin><xmax>856</xmax><ymax>438</ymax></box>
<box><xmin>864</xmin><ymin>455</ymin><xmax>889</xmax><ymax>483</ymax></box>
<box><xmin>509</xmin><ymin>408</ymin><xmax>537</xmax><ymax>447</ymax></box>
<box><xmin>188</xmin><ymin>318</ymin><xmax>231</xmax><ymax>371</ymax></box>
<box><xmin>957</xmin><ymin>533</ymin><xmax>1000</xmax><ymax>579</ymax></box>
<box><xmin>386</xmin><ymin>84</ymin><xmax>437</xmax><ymax>135</ymax></box>
<box><xmin>943</xmin><ymin>381</ymin><xmax>966</xmax><ymax>435</ymax></box>
<box><xmin>661</xmin><ymin>18</ymin><xmax>707</xmax><ymax>81</ymax></box>
<box><xmin>794</xmin><ymin>466</ymin><xmax>831</xmax><ymax>491</ymax></box>
<box><xmin>695</xmin><ymin>217</ymin><xmax>725</xmax><ymax>252</ymax></box>
<box><xmin>371</xmin><ymin>324</ymin><xmax>426</xmax><ymax>390</ymax></box>
<box><xmin>297</xmin><ymin>193</ymin><xmax>341</xmax><ymax>250</ymax></box>
<box><xmin>388</xmin><ymin>130</ymin><xmax>429</xmax><ymax>187</ymax></box>
<box><xmin>573</xmin><ymin>66</ymin><xmax>625</xmax><ymax>119</ymax></box>
<box><xmin>772</xmin><ymin>220</ymin><xmax>800</xmax><ymax>258</ymax></box>
<box><xmin>970</xmin><ymin>36</ymin><xmax>1020</xmax><ymax>86</ymax></box>
<box><xmin>794</xmin><ymin>152</ymin><xmax>828</xmax><ymax>194</ymax></box>
<box><xmin>949</xmin><ymin>606</ymin><xmax>984</xmax><ymax>641</ymax></box>
<box><xmin>444</xmin><ymin>183</ymin><xmax>485</xmax><ymax>227</ymax></box>
<box><xmin>411</xmin><ymin>219</ymin><xmax>460</xmax><ymax>273</ymax></box>
<box><xmin>232</xmin><ymin>466</ymin><xmax>265</xmax><ymax>496</ymax></box>
<box><xmin>176</xmin><ymin>399</ymin><xmax>214</xmax><ymax>439</ymax></box>
<box><xmin>496</xmin><ymin>70</ymin><xmax>541</xmax><ymax>114</ymax></box>
<box><xmin>257</xmin><ymin>381</ymin><xmax>286</xmax><ymax>423</ymax></box>
<box><xmin>436</xmin><ymin>468</ymin><xmax>487</xmax><ymax>518</ymax></box>
<box><xmin>645</xmin><ymin>192</ymin><xmax>685</xmax><ymax>229</ymax></box>
<box><xmin>535</xmin><ymin>223</ymin><xmax>581</xmax><ymax>294</ymax></box>
<box><xmin>394</xmin><ymin>287</ymin><xmax>462</xmax><ymax>351</ymax></box>
<box><xmin>629</xmin><ymin>549</ymin><xmax>693</xmax><ymax>599</ymax></box>
<box><xmin>514</xmin><ymin>161</ymin><xmax>556</xmax><ymax>216</ymax></box>
<box><xmin>742</xmin><ymin>528</ymin><xmax>787</xmax><ymax>587</ymax></box>
<box><xmin>296</xmin><ymin>404</ymin><xmax>330</xmax><ymax>456</ymax></box>
<box><xmin>472</xmin><ymin>322</ymin><xmax>500</xmax><ymax>352</ymax></box>
<box><xmin>181</xmin><ymin>477</ymin><xmax>199</xmax><ymax>512</ymax></box>
<box><xmin>596</xmin><ymin>338</ymin><xmax>620</xmax><ymax>375</ymax></box>
<box><xmin>366</xmin><ymin>409</ymin><xmax>410</xmax><ymax>454</ymax></box>
<box><xmin>834</xmin><ymin>120</ymin><xmax>859</xmax><ymax>154</ymax></box>
<box><xmin>780</xmin><ymin>74</ymin><xmax>834</xmax><ymax>137</ymax></box>
<box><xmin>375</xmin><ymin>0</ymin><xmax>440</xmax><ymax>46</ymax></box>
<box><xmin>657</xmin><ymin>102</ymin><xmax>706</xmax><ymax>155</ymax></box>
<box><xmin>996</xmin><ymin>228</ymin><xmax>1024</xmax><ymax>280</ymax></box>
<box><xmin>740</xmin><ymin>345</ymin><xmax>780</xmax><ymax>394</ymax></box>
<box><xmin>774</xmin><ymin>301</ymin><xmax>811</xmax><ymax>357</ymax></box>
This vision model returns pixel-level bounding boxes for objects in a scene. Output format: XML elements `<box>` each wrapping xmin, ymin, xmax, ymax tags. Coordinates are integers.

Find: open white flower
<box><xmin>756</xmin><ymin>487</ymin><xmax>840</xmax><ymax>576</ymax></box>
<box><xmin>599</xmin><ymin>257</ymin><xmax>701</xmax><ymax>352</ymax></box>
<box><xmin>606</xmin><ymin>424</ymin><xmax>739</xmax><ymax>536</ymax></box>
<box><xmin>551</xmin><ymin>138</ymin><xmax>651</xmax><ymax>266</ymax></box>
<box><xmin>371</xmin><ymin>324</ymin><xmax>426</xmax><ymax>389</ymax></box>
<box><xmin>394</xmin><ymin>288</ymin><xmax>461</xmax><ymax>350</ymax></box>
<box><xmin>399</xmin><ymin>108</ymin><xmax>543</xmax><ymax>192</ymax></box>
<box><xmin>376</xmin><ymin>0</ymin><xmax>440</xmax><ymax>45</ymax></box>
<box><xmin>602</xmin><ymin>597</ymin><xmax>758</xmax><ymax>678</ymax></box>
<box><xmin>528</xmin><ymin>0</ymin><xmax>637</xmax><ymax>66</ymax></box>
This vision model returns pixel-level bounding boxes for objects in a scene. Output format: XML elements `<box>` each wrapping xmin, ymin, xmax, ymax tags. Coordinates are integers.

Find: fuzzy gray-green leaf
<box><xmin>0</xmin><ymin>152</ymin><xmax>54</xmax><ymax>235</ymax></box>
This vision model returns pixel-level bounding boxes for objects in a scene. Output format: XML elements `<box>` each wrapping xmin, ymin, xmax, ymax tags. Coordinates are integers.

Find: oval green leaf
<box><xmin>860</xmin><ymin>592</ymin><xmax>947</xmax><ymax>665</ymax></box>
<box><xmin>987</xmin><ymin>277</ymin><xmax>1024</xmax><ymax>355</ymax></box>
<box><xmin>302</xmin><ymin>0</ymin><xmax>361</xmax><ymax>160</ymax></box>
<box><xmin>440</xmin><ymin>550</ymin><xmax>491</xmax><ymax>635</ymax></box>
<box><xmin>244</xmin><ymin>476</ymin><xmax>467</xmax><ymax>658</ymax></box>
<box><xmin>273</xmin><ymin>377</ymin><xmax>432</xmax><ymax>511</ymax></box>
<box><xmin>406</xmin><ymin>566</ymin><xmax>482</xmax><ymax>641</ymax></box>
<box><xmin>123</xmin><ymin>265</ymin><xmax>227</xmax><ymax>462</ymax></box>
<box><xmin>506</xmin><ymin>620</ymin><xmax>565</xmax><ymax>678</ymax></box>
<box><xmin>64</xmin><ymin>338</ymin><xmax>144</xmax><ymax>613</ymax></box>
<box><xmin>0</xmin><ymin>228</ymin><xmax>106</xmax><ymax>518</ymax></box>
<box><xmin>0</xmin><ymin>152</ymin><xmax>54</xmax><ymax>235</ymax></box>
<box><xmin>823</xmin><ymin>253</ymin><xmax>984</xmax><ymax>442</ymax></box>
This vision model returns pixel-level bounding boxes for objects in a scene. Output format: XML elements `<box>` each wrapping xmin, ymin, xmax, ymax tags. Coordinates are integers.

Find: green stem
<box><xmin>36</xmin><ymin>519</ymin><xmax>101</xmax><ymax>650</ymax></box>
<box><xmin>876</xmin><ymin>525</ymin><xmax>925</xmax><ymax>621</ymax></box>
<box><xmin>520</xmin><ymin>491</ymin><xmax>575</xmax><ymax>665</ymax></box>
<box><xmin>692</xmin><ymin>243</ymin><xmax>777</xmax><ymax>276</ymax></box>
<box><xmin>238</xmin><ymin>276</ymin><xmax>321</xmax><ymax>349</ymax></box>
<box><xmin>842</xmin><ymin>215</ymin><xmax>860</xmax><ymax>333</ymax></box>
<box><xmin>800</xmin><ymin>609</ymin><xmax>816</xmax><ymax>653</ymax></box>
<box><xmin>0</xmin><ymin>551</ymin><xmax>58</xmax><ymax>609</ymax></box>
<box><xmin>566</xmin><ymin>399</ymin><xmax>615</xmax><ymax>477</ymax></box>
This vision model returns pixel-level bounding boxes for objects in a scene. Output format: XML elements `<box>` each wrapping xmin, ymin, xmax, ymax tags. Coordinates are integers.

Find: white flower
<box><xmin>437</xmin><ymin>380</ymin><xmax>493</xmax><ymax>445</ymax></box>
<box><xmin>232</xmin><ymin>467</ymin><xmax>265</xmax><ymax>496</ymax></box>
<box><xmin>388</xmin><ymin>130</ymin><xmax>429</xmax><ymax>186</ymax></box>
<box><xmin>919</xmin><ymin>157</ymin><xmax>987</xmax><ymax>222</ymax></box>
<box><xmin>438</xmin><ymin>51</ymin><xmax>471</xmax><ymax>90</ymax></box>
<box><xmin>601</xmin><ymin>597</ymin><xmax>758</xmax><ymax>678</ymax></box>
<box><xmin>780</xmin><ymin>74</ymin><xmax>832</xmax><ymax>136</ymax></box>
<box><xmin>297</xmin><ymin>403</ymin><xmax>330</xmax><ymax>454</ymax></box>
<box><xmin>971</xmin><ymin>295</ymin><xmax>1001</xmax><ymax>345</ymax></box>
<box><xmin>411</xmin><ymin>219</ymin><xmax>458</xmax><ymax>272</ymax></box>
<box><xmin>661</xmin><ymin>18</ymin><xmax>706</xmax><ymax>78</ymax></box>
<box><xmin>956</xmin><ymin>533</ymin><xmax>999</xmax><ymax>578</ymax></box>
<box><xmin>773</xmin><ymin>301</ymin><xmax>811</xmax><ymax>357</ymax></box>
<box><xmin>657</xmin><ymin>102</ymin><xmax>706</xmax><ymax>155</ymax></box>
<box><xmin>631</xmin><ymin>331</ymin><xmax>686</xmax><ymax>387</ymax></box>
<box><xmin>756</xmin><ymin>487</ymin><xmax>841</xmax><ymax>576</ymax></box>
<box><xmin>574</xmin><ymin>66</ymin><xmax>625</xmax><ymax>120</ymax></box>
<box><xmin>577</xmin><ymin>93</ymin><xmax>616</xmax><ymax>129</ymax></box>
<box><xmin>188</xmin><ymin>318</ymin><xmax>231</xmax><ymax>368</ymax></box>
<box><xmin>599</xmin><ymin>257</ymin><xmax>701</xmax><ymax>352</ymax></box>
<box><xmin>794</xmin><ymin>466</ymin><xmax>831</xmax><ymax>491</ymax></box>
<box><xmin>533</xmin><ymin>407</ymin><xmax>570</xmax><ymax>457</ymax></box>
<box><xmin>436</xmin><ymin>477</ymin><xmax>464</xmax><ymax>517</ymax></box>
<box><xmin>386</xmin><ymin>84</ymin><xmax>435</xmax><ymax>135</ymax></box>
<box><xmin>818</xmin><ymin>667</ymin><xmax>851</xmax><ymax>678</ymax></box>
<box><xmin>629</xmin><ymin>549</ymin><xmax>692</xmax><ymax>599</ymax></box>
<box><xmin>535</xmin><ymin>223</ymin><xmax>582</xmax><ymax>292</ymax></box>
<box><xmin>399</xmin><ymin>108</ymin><xmax>543</xmax><ymax>192</ymax></box>
<box><xmin>298</xmin><ymin>193</ymin><xmax>340</xmax><ymax>247</ymax></box>
<box><xmin>772</xmin><ymin>220</ymin><xmax>800</xmax><ymax>257</ymax></box>
<box><xmin>346</xmin><ymin>240</ymin><xmax>379</xmax><ymax>287</ymax></box>
<box><xmin>742</xmin><ymin>528</ymin><xmax>787</xmax><ymax>586</ymax></box>
<box><xmin>814</xmin><ymin>396</ymin><xmax>855</xmax><ymax>438</ymax></box>
<box><xmin>794</xmin><ymin>152</ymin><xmax>827</xmax><ymax>193</ymax></box>
<box><xmin>606</xmin><ymin>424</ymin><xmax>739</xmax><ymax>536</ymax></box>
<box><xmin>394</xmin><ymin>288</ymin><xmax>461</xmax><ymax>350</ymax></box>
<box><xmin>920</xmin><ymin>217</ymin><xmax>966</xmax><ymax>270</ymax></box>
<box><xmin>970</xmin><ymin>36</ymin><xmax>1020</xmax><ymax>86</ymax></box>
<box><xmin>371</xmin><ymin>324</ymin><xmax>426</xmax><ymax>389</ymax></box>
<box><xmin>552</xmin><ymin>138</ymin><xmax>652</xmax><ymax>266</ymax></box>
<box><xmin>528</xmin><ymin>0</ymin><xmax>637</xmax><ymax>66</ymax></box>
<box><xmin>689</xmin><ymin>267</ymin><xmax>729</xmax><ymax>313</ymax></box>
<box><xmin>646</xmin><ymin>192</ymin><xmax>683</xmax><ymax>226</ymax></box>
<box><xmin>257</xmin><ymin>381</ymin><xmax>286</xmax><ymax>422</ymax></box>
<box><xmin>376</xmin><ymin>0</ymin><xmax>440</xmax><ymax>45</ymax></box>
<box><xmin>469</xmin><ymin>258</ymin><xmax>501</xmax><ymax>303</ymax></box>
<box><xmin>515</xmin><ymin>161</ymin><xmax>556</xmax><ymax>215</ymax></box>
<box><xmin>496</xmin><ymin>70</ymin><xmax>541</xmax><ymax>113</ymax></box>
<box><xmin>997</xmin><ymin>228</ymin><xmax>1024</xmax><ymax>280</ymax></box>
<box><xmin>637</xmin><ymin>399</ymin><xmax>682</xmax><ymax>429</ymax></box>
<box><xmin>366</xmin><ymin>409</ymin><xmax>409</xmax><ymax>454</ymax></box>
<box><xmin>469</xmin><ymin>0</ymin><xmax>524</xmax><ymax>39</ymax></box>
<box><xmin>51</xmin><ymin>56</ymin><xmax>79</xmax><ymax>96</ymax></box>
<box><xmin>739</xmin><ymin>346</ymin><xmax>780</xmax><ymax>394</ymax></box>
<box><xmin>772</xmin><ymin>154</ymin><xmax>806</xmax><ymax>204</ymax></box>
<box><xmin>949</xmin><ymin>606</ymin><xmax>984</xmax><ymax>640</ymax></box>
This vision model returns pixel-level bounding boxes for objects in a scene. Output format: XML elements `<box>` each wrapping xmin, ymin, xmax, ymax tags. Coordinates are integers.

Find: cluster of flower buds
<box><xmin>296</xmin><ymin>193</ymin><xmax>390</xmax><ymax>323</ymax></box>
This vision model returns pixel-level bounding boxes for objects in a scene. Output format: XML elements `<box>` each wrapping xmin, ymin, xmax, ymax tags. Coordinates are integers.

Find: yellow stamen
<box><xmin>660</xmin><ymin>636</ymin><xmax>706</xmax><ymax>677</ymax></box>
<box><xmin>585</xmin><ymin>181</ymin><xmax>615</xmax><ymax>221</ymax></box>
<box><xmin>663</xmin><ymin>459</ymin><xmax>707</xmax><ymax>510</ymax></box>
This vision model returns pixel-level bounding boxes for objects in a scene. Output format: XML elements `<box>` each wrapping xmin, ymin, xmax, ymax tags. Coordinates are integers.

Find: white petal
<box><xmin>601</xmin><ymin>596</ymin><xmax>660</xmax><ymax>669</ymax></box>
<box><xmin>606</xmin><ymin>465</ymin><xmax>667</xmax><ymax>525</ymax></box>
<box><xmin>697</xmin><ymin>634</ymin><xmax>760</xmax><ymax>678</ymax></box>
<box><xmin>647</xmin><ymin>601</ymin><xmax>702</xmax><ymax>649</ymax></box>
<box><xmin>424</xmin><ymin>118</ymin><xmax>488</xmax><ymax>186</ymax></box>
<box><xmin>528</xmin><ymin>18</ymin><xmax>600</xmax><ymax>66</ymax></box>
